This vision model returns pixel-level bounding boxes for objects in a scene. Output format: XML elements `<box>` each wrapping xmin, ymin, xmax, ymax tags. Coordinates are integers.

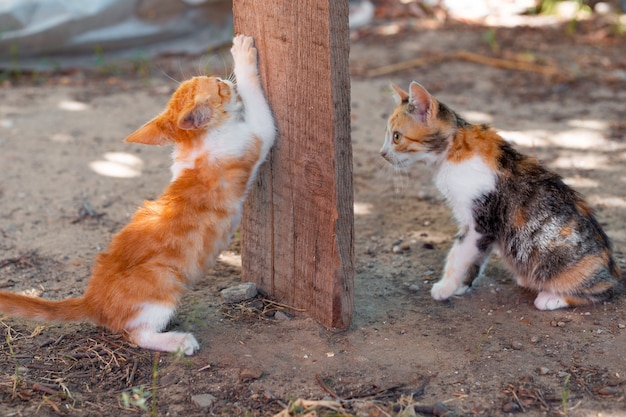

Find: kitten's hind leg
<box><xmin>534</xmin><ymin>291</ymin><xmax>569</xmax><ymax>310</ymax></box>
<box><xmin>431</xmin><ymin>228</ymin><xmax>492</xmax><ymax>301</ymax></box>
<box><xmin>534</xmin><ymin>257</ymin><xmax>619</xmax><ymax>310</ymax></box>
<box><xmin>131</xmin><ymin>329</ymin><xmax>200</xmax><ymax>356</ymax></box>
<box><xmin>535</xmin><ymin>280</ymin><xmax>616</xmax><ymax>311</ymax></box>
<box><xmin>126</xmin><ymin>302</ymin><xmax>200</xmax><ymax>355</ymax></box>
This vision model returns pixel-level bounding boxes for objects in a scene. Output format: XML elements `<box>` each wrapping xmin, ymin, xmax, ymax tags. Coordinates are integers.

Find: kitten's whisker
<box><xmin>392</xmin><ymin>166</ymin><xmax>410</xmax><ymax>195</ymax></box>
<box><xmin>177</xmin><ymin>58</ymin><xmax>189</xmax><ymax>82</ymax></box>
<box><xmin>376</xmin><ymin>157</ymin><xmax>409</xmax><ymax>195</ymax></box>
<box><xmin>390</xmin><ymin>156</ymin><xmax>410</xmax><ymax>194</ymax></box>
<box><xmin>217</xmin><ymin>50</ymin><xmax>230</xmax><ymax>79</ymax></box>
<box><xmin>198</xmin><ymin>53</ymin><xmax>220</xmax><ymax>77</ymax></box>
<box><xmin>157</xmin><ymin>65</ymin><xmax>181</xmax><ymax>85</ymax></box>
<box><xmin>193</xmin><ymin>58</ymin><xmax>203</xmax><ymax>77</ymax></box>
<box><xmin>201</xmin><ymin>54</ymin><xmax>212</xmax><ymax>76</ymax></box>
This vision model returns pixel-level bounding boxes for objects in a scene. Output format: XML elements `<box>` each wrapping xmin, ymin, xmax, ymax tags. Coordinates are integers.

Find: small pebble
<box><xmin>502</xmin><ymin>402</ymin><xmax>521</xmax><ymax>413</ymax></box>
<box><xmin>191</xmin><ymin>394</ymin><xmax>217</xmax><ymax>408</ymax></box>
<box><xmin>240</xmin><ymin>367</ymin><xmax>264</xmax><ymax>381</ymax></box>
<box><xmin>160</xmin><ymin>373</ymin><xmax>179</xmax><ymax>386</ymax></box>
<box><xmin>274</xmin><ymin>310</ymin><xmax>291</xmax><ymax>321</ymax></box>
<box><xmin>246</xmin><ymin>299</ymin><xmax>264</xmax><ymax>311</ymax></box>
<box><xmin>221</xmin><ymin>282</ymin><xmax>258</xmax><ymax>303</ymax></box>
<box><xmin>509</xmin><ymin>341</ymin><xmax>523</xmax><ymax>350</ymax></box>
<box><xmin>392</xmin><ymin>245</ymin><xmax>403</xmax><ymax>254</ymax></box>
<box><xmin>538</xmin><ymin>367</ymin><xmax>550</xmax><ymax>375</ymax></box>
<box><xmin>408</xmin><ymin>284</ymin><xmax>420</xmax><ymax>292</ymax></box>
<box><xmin>597</xmin><ymin>386</ymin><xmax>619</xmax><ymax>396</ymax></box>
<box><xmin>431</xmin><ymin>402</ymin><xmax>451</xmax><ymax>416</ymax></box>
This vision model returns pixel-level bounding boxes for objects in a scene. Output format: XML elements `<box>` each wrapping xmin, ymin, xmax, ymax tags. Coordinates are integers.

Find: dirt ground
<box><xmin>1</xmin><ymin>9</ymin><xmax>626</xmax><ymax>417</ymax></box>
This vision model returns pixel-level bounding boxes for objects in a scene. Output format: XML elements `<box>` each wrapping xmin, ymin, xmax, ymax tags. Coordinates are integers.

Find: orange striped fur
<box><xmin>0</xmin><ymin>35</ymin><xmax>276</xmax><ymax>354</ymax></box>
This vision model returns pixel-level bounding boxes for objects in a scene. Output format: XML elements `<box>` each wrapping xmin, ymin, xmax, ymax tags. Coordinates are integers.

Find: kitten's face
<box><xmin>124</xmin><ymin>76</ymin><xmax>240</xmax><ymax>146</ymax></box>
<box><xmin>380</xmin><ymin>82</ymin><xmax>453</xmax><ymax>168</ymax></box>
<box><xmin>170</xmin><ymin>76</ymin><xmax>239</xmax><ymax>131</ymax></box>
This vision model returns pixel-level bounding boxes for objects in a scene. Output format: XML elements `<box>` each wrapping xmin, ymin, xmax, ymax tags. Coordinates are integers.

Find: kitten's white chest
<box><xmin>435</xmin><ymin>156</ymin><xmax>496</xmax><ymax>226</ymax></box>
<box><xmin>170</xmin><ymin>123</ymin><xmax>251</xmax><ymax>180</ymax></box>
<box><xmin>206</xmin><ymin>124</ymin><xmax>253</xmax><ymax>160</ymax></box>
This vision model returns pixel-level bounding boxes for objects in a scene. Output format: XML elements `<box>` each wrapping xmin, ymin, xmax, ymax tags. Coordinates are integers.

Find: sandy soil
<box><xmin>1</xmin><ymin>13</ymin><xmax>625</xmax><ymax>417</ymax></box>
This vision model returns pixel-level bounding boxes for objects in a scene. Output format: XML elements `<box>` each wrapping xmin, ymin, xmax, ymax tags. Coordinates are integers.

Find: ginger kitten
<box><xmin>0</xmin><ymin>35</ymin><xmax>276</xmax><ymax>355</ymax></box>
<box><xmin>381</xmin><ymin>81</ymin><xmax>621</xmax><ymax>310</ymax></box>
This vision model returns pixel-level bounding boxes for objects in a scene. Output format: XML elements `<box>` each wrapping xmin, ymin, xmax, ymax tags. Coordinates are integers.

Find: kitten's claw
<box><xmin>431</xmin><ymin>281</ymin><xmax>468</xmax><ymax>300</ymax></box>
<box><xmin>231</xmin><ymin>34</ymin><xmax>257</xmax><ymax>67</ymax></box>
<box><xmin>534</xmin><ymin>291</ymin><xmax>568</xmax><ymax>310</ymax></box>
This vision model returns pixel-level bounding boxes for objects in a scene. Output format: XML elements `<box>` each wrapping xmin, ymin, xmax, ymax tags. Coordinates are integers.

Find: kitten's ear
<box><xmin>177</xmin><ymin>105</ymin><xmax>212</xmax><ymax>130</ymax></box>
<box><xmin>390</xmin><ymin>83</ymin><xmax>409</xmax><ymax>105</ymax></box>
<box><xmin>408</xmin><ymin>82</ymin><xmax>436</xmax><ymax>123</ymax></box>
<box><xmin>124</xmin><ymin>117</ymin><xmax>170</xmax><ymax>146</ymax></box>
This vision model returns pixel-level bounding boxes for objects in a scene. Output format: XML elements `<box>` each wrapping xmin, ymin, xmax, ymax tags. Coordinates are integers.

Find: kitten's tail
<box><xmin>0</xmin><ymin>292</ymin><xmax>89</xmax><ymax>323</ymax></box>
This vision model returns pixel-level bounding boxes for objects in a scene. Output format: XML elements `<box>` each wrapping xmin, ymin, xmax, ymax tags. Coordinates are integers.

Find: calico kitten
<box><xmin>0</xmin><ymin>35</ymin><xmax>276</xmax><ymax>355</ymax></box>
<box><xmin>381</xmin><ymin>81</ymin><xmax>621</xmax><ymax>310</ymax></box>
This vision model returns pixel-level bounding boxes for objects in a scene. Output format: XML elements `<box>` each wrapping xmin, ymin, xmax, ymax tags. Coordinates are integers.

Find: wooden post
<box><xmin>234</xmin><ymin>0</ymin><xmax>354</xmax><ymax>329</ymax></box>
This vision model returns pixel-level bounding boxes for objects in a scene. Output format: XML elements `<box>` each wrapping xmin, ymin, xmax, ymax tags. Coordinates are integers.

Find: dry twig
<box><xmin>361</xmin><ymin>50</ymin><xmax>570</xmax><ymax>78</ymax></box>
<box><xmin>315</xmin><ymin>374</ymin><xmax>339</xmax><ymax>399</ymax></box>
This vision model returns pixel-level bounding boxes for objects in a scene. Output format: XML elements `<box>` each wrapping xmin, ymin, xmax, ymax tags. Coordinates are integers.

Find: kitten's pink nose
<box><xmin>380</xmin><ymin>150</ymin><xmax>388</xmax><ymax>159</ymax></box>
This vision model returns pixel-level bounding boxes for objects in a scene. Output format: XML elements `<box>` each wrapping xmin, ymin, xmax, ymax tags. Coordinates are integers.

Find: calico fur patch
<box><xmin>381</xmin><ymin>81</ymin><xmax>621</xmax><ymax>310</ymax></box>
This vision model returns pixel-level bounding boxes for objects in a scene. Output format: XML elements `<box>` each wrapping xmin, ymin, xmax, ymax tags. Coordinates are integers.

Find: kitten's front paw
<box><xmin>534</xmin><ymin>291</ymin><xmax>568</xmax><ymax>311</ymax></box>
<box><xmin>431</xmin><ymin>281</ymin><xmax>468</xmax><ymax>301</ymax></box>
<box><xmin>231</xmin><ymin>34</ymin><xmax>257</xmax><ymax>68</ymax></box>
<box><xmin>453</xmin><ymin>284</ymin><xmax>470</xmax><ymax>296</ymax></box>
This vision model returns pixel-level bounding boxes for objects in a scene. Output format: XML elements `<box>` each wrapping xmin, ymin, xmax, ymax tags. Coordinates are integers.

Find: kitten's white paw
<box><xmin>454</xmin><ymin>284</ymin><xmax>470</xmax><ymax>296</ymax></box>
<box><xmin>431</xmin><ymin>281</ymin><xmax>467</xmax><ymax>300</ymax></box>
<box><xmin>231</xmin><ymin>34</ymin><xmax>257</xmax><ymax>67</ymax></box>
<box><xmin>179</xmin><ymin>333</ymin><xmax>200</xmax><ymax>356</ymax></box>
<box><xmin>131</xmin><ymin>330</ymin><xmax>200</xmax><ymax>356</ymax></box>
<box><xmin>534</xmin><ymin>291</ymin><xmax>568</xmax><ymax>310</ymax></box>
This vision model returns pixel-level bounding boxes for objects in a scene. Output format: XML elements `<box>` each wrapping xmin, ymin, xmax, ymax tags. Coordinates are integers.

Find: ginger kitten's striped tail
<box><xmin>0</xmin><ymin>292</ymin><xmax>89</xmax><ymax>322</ymax></box>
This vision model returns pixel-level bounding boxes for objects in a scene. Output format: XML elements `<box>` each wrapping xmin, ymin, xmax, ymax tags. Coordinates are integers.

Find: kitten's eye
<box><xmin>392</xmin><ymin>132</ymin><xmax>401</xmax><ymax>144</ymax></box>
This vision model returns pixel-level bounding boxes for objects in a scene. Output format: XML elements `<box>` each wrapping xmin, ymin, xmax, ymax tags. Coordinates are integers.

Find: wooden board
<box><xmin>234</xmin><ymin>0</ymin><xmax>354</xmax><ymax>329</ymax></box>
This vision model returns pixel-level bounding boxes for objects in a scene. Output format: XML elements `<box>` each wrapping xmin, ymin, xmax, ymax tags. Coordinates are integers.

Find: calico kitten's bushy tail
<box><xmin>0</xmin><ymin>292</ymin><xmax>90</xmax><ymax>323</ymax></box>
